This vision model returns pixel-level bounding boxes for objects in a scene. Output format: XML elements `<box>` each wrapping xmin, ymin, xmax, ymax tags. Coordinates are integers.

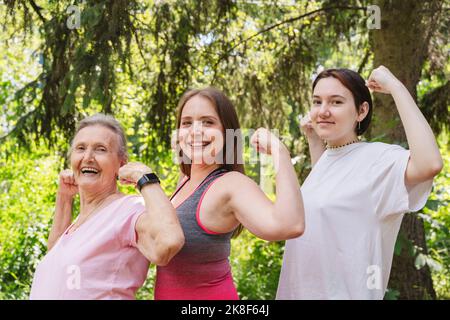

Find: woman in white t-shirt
<box><xmin>276</xmin><ymin>66</ymin><xmax>443</xmax><ymax>300</ymax></box>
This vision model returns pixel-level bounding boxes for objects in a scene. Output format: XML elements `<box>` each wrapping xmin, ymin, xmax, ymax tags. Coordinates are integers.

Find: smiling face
<box><xmin>70</xmin><ymin>125</ymin><xmax>124</xmax><ymax>192</ymax></box>
<box><xmin>311</xmin><ymin>77</ymin><xmax>364</xmax><ymax>146</ymax></box>
<box><xmin>178</xmin><ymin>95</ymin><xmax>225</xmax><ymax>166</ymax></box>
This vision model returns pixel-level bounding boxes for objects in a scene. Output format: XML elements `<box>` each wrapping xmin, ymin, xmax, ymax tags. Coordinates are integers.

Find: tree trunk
<box><xmin>370</xmin><ymin>0</ymin><xmax>443</xmax><ymax>299</ymax></box>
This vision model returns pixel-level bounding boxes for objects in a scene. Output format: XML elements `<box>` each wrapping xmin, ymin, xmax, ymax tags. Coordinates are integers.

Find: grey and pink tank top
<box><xmin>154</xmin><ymin>167</ymin><xmax>239</xmax><ymax>300</ymax></box>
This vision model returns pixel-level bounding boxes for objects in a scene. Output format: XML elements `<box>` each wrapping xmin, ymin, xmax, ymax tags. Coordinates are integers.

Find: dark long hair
<box><xmin>312</xmin><ymin>68</ymin><xmax>373</xmax><ymax>135</ymax></box>
<box><xmin>175</xmin><ymin>87</ymin><xmax>244</xmax><ymax>237</ymax></box>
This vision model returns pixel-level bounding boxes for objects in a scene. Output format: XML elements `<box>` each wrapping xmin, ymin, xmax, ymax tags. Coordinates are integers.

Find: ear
<box><xmin>357</xmin><ymin>102</ymin><xmax>370</xmax><ymax>122</ymax></box>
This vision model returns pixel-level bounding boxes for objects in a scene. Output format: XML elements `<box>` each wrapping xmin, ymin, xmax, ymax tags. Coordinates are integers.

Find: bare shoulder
<box><xmin>215</xmin><ymin>171</ymin><xmax>258</xmax><ymax>194</ymax></box>
<box><xmin>204</xmin><ymin>171</ymin><xmax>259</xmax><ymax>211</ymax></box>
<box><xmin>221</xmin><ymin>171</ymin><xmax>255</xmax><ymax>184</ymax></box>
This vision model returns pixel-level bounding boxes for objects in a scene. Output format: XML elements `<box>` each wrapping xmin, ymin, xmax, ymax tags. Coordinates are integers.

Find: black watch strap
<box><xmin>137</xmin><ymin>173</ymin><xmax>160</xmax><ymax>191</ymax></box>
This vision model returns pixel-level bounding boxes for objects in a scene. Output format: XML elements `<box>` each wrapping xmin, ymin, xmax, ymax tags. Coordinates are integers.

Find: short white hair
<box><xmin>68</xmin><ymin>113</ymin><xmax>128</xmax><ymax>161</ymax></box>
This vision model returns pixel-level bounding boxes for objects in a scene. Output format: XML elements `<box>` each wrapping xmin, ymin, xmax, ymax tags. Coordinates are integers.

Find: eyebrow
<box><xmin>181</xmin><ymin>115</ymin><xmax>218</xmax><ymax>120</ymax></box>
<box><xmin>73</xmin><ymin>141</ymin><xmax>109</xmax><ymax>148</ymax></box>
<box><xmin>313</xmin><ymin>95</ymin><xmax>346</xmax><ymax>99</ymax></box>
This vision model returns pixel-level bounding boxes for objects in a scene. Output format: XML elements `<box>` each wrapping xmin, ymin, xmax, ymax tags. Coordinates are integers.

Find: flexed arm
<box><xmin>225</xmin><ymin>128</ymin><xmax>305</xmax><ymax>241</ymax></box>
<box><xmin>367</xmin><ymin>66</ymin><xmax>443</xmax><ymax>185</ymax></box>
<box><xmin>47</xmin><ymin>170</ymin><xmax>78</xmax><ymax>251</ymax></box>
<box><xmin>118</xmin><ymin>163</ymin><xmax>185</xmax><ymax>266</ymax></box>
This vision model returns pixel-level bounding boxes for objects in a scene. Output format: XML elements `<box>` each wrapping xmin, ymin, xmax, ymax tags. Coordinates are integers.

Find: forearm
<box><xmin>47</xmin><ymin>193</ymin><xmax>74</xmax><ymax>250</ymax></box>
<box><xmin>391</xmin><ymin>82</ymin><xmax>443</xmax><ymax>171</ymax></box>
<box><xmin>308</xmin><ymin>138</ymin><xmax>326</xmax><ymax>167</ymax></box>
<box><xmin>272</xmin><ymin>146</ymin><xmax>305</xmax><ymax>232</ymax></box>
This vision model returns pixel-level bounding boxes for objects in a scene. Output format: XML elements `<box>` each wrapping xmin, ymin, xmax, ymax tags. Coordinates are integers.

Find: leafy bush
<box><xmin>0</xmin><ymin>145</ymin><xmax>61</xmax><ymax>299</ymax></box>
<box><xmin>231</xmin><ymin>230</ymin><xmax>284</xmax><ymax>300</ymax></box>
<box><xmin>421</xmin><ymin>137</ymin><xmax>450</xmax><ymax>299</ymax></box>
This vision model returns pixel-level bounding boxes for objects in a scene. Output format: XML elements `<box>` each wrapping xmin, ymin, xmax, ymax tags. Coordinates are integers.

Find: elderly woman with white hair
<box><xmin>30</xmin><ymin>113</ymin><xmax>184</xmax><ymax>299</ymax></box>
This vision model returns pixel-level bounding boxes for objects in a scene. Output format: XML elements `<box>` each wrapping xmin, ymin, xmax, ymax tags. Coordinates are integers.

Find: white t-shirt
<box><xmin>276</xmin><ymin>142</ymin><xmax>433</xmax><ymax>300</ymax></box>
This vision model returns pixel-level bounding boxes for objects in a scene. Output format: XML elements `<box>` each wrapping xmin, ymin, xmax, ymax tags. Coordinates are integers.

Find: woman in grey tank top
<box><xmin>154</xmin><ymin>87</ymin><xmax>305</xmax><ymax>300</ymax></box>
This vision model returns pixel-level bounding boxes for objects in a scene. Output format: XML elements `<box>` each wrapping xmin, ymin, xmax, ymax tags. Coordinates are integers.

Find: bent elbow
<box><xmin>149</xmin><ymin>249</ymin><xmax>171</xmax><ymax>267</ymax></box>
<box><xmin>265</xmin><ymin>222</ymin><xmax>304</xmax><ymax>241</ymax></box>
<box><xmin>430</xmin><ymin>159</ymin><xmax>443</xmax><ymax>177</ymax></box>
<box><xmin>152</xmin><ymin>256</ymin><xmax>169</xmax><ymax>267</ymax></box>
<box><xmin>421</xmin><ymin>160</ymin><xmax>444</xmax><ymax>182</ymax></box>
<box><xmin>169</xmin><ymin>234</ymin><xmax>185</xmax><ymax>259</ymax></box>
<box><xmin>287</xmin><ymin>223</ymin><xmax>305</xmax><ymax>239</ymax></box>
<box><xmin>153</xmin><ymin>235</ymin><xmax>185</xmax><ymax>266</ymax></box>
<box><xmin>296</xmin><ymin>224</ymin><xmax>305</xmax><ymax>237</ymax></box>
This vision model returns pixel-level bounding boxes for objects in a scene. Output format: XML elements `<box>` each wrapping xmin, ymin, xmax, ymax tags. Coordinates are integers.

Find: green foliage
<box><xmin>0</xmin><ymin>142</ymin><xmax>61</xmax><ymax>299</ymax></box>
<box><xmin>231</xmin><ymin>231</ymin><xmax>284</xmax><ymax>300</ymax></box>
<box><xmin>135</xmin><ymin>266</ymin><xmax>156</xmax><ymax>300</ymax></box>
<box><xmin>387</xmin><ymin>134</ymin><xmax>450</xmax><ymax>300</ymax></box>
<box><xmin>384</xmin><ymin>288</ymin><xmax>400</xmax><ymax>300</ymax></box>
<box><xmin>421</xmin><ymin>134</ymin><xmax>450</xmax><ymax>299</ymax></box>
<box><xmin>0</xmin><ymin>0</ymin><xmax>374</xmax><ymax>162</ymax></box>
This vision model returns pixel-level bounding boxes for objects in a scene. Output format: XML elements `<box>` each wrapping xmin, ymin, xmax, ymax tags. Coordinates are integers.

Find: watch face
<box><xmin>145</xmin><ymin>173</ymin><xmax>159</xmax><ymax>182</ymax></box>
<box><xmin>138</xmin><ymin>173</ymin><xmax>160</xmax><ymax>191</ymax></box>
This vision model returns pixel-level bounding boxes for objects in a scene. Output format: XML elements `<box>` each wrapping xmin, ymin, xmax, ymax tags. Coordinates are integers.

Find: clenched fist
<box><xmin>58</xmin><ymin>169</ymin><xmax>79</xmax><ymax>198</ymax></box>
<box><xmin>250</xmin><ymin>128</ymin><xmax>285</xmax><ymax>156</ymax></box>
<box><xmin>366</xmin><ymin>65</ymin><xmax>401</xmax><ymax>94</ymax></box>
<box><xmin>118</xmin><ymin>162</ymin><xmax>153</xmax><ymax>185</ymax></box>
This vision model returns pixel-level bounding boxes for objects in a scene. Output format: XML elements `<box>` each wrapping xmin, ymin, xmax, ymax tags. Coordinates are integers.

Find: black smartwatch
<box><xmin>137</xmin><ymin>173</ymin><xmax>160</xmax><ymax>191</ymax></box>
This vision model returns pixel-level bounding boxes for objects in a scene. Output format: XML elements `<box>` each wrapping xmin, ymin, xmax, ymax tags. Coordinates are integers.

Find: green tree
<box><xmin>370</xmin><ymin>0</ymin><xmax>449</xmax><ymax>299</ymax></box>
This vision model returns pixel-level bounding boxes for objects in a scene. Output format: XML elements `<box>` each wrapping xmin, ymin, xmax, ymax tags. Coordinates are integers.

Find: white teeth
<box><xmin>190</xmin><ymin>142</ymin><xmax>210</xmax><ymax>147</ymax></box>
<box><xmin>81</xmin><ymin>167</ymin><xmax>99</xmax><ymax>174</ymax></box>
